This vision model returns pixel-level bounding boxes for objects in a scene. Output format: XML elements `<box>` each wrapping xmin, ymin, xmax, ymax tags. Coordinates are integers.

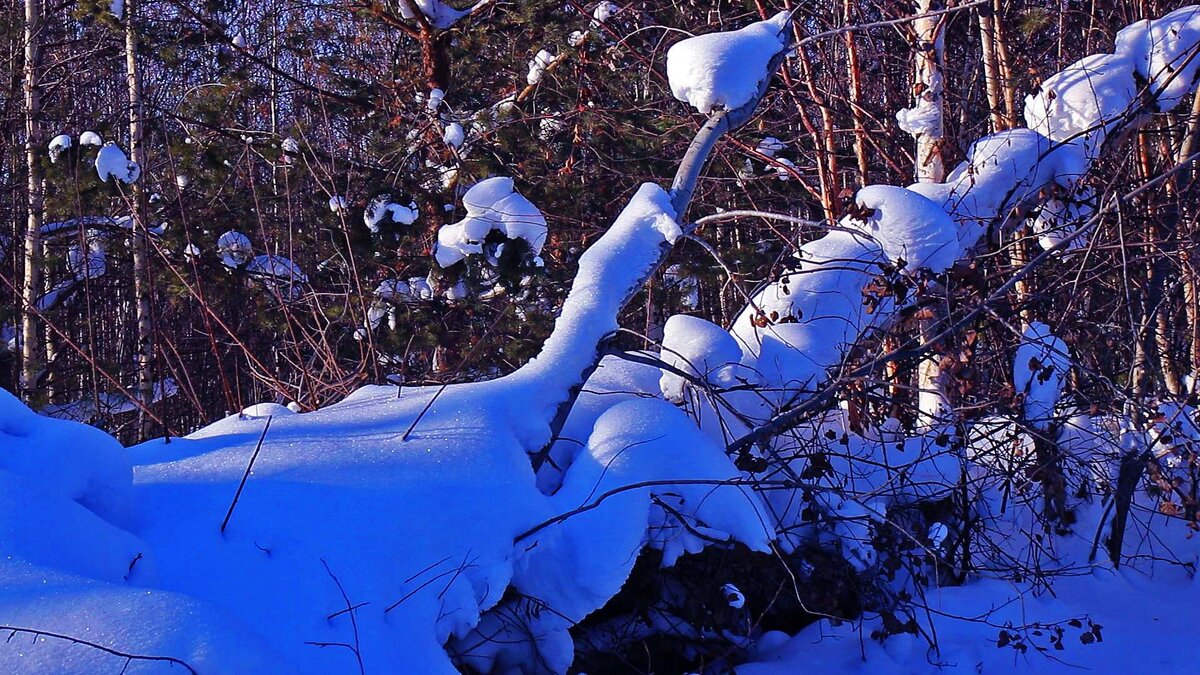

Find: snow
<box><xmin>94</xmin><ymin>143</ymin><xmax>141</xmax><ymax>184</ymax></box>
<box><xmin>666</xmin><ymin>12</ymin><xmax>791</xmax><ymax>114</ymax></box>
<box><xmin>426</xmin><ymin>87</ymin><xmax>445</xmax><ymax>112</ymax></box>
<box><xmin>328</xmin><ymin>195</ymin><xmax>347</xmax><ymax>213</ymax></box>
<box><xmin>364</xmin><ymin>194</ymin><xmax>419</xmax><ymax>232</ymax></box>
<box><xmin>409</xmin><ymin>275</ymin><xmax>433</xmax><ymax>300</ymax></box>
<box><xmin>364</xmin><ymin>280</ymin><xmax>413</xmax><ymax>332</ymax></box>
<box><xmin>435</xmin><ymin>177</ymin><xmax>548</xmax><ymax>267</ymax></box>
<box><xmin>6</xmin><ymin>7</ymin><xmax>1200</xmax><ymax>675</ymax></box>
<box><xmin>659</xmin><ymin>314</ymin><xmax>752</xmax><ymax>402</ymax></box>
<box><xmin>926</xmin><ymin>128</ymin><xmax>1086</xmax><ymax>248</ymax></box>
<box><xmin>47</xmin><ymin>134</ymin><xmax>71</xmax><ymax>163</ymax></box>
<box><xmin>442</xmin><ymin>121</ymin><xmax>464</xmax><ymax>147</ymax></box>
<box><xmin>730</xmin><ymin>228</ymin><xmax>889</xmax><ymax>397</ymax></box>
<box><xmin>465</xmin><ymin>397</ymin><xmax>771</xmax><ymax>670</ymax></box>
<box><xmin>843</xmin><ymin>184</ymin><xmax>960</xmax><ymax>273</ymax></box>
<box><xmin>1024</xmin><ymin>53</ymin><xmax>1138</xmax><ymax>159</ymax></box>
<box><xmin>504</xmin><ymin>183</ymin><xmax>681</xmax><ymax>421</ymax></box>
<box><xmin>592</xmin><ymin>1</ymin><xmax>619</xmax><ymax>24</ymax></box>
<box><xmin>78</xmin><ymin>131</ymin><xmax>103</xmax><ymax>147</ymax></box>
<box><xmin>527</xmin><ymin>49</ymin><xmax>555</xmax><ymax>85</ymax></box>
<box><xmin>1013</xmin><ymin>321</ymin><xmax>1071</xmax><ymax>431</ymax></box>
<box><xmin>67</xmin><ymin>234</ymin><xmax>106</xmax><ymax>280</ymax></box>
<box><xmin>739</xmin><ymin>565</ymin><xmax>1200</xmax><ymax>674</ymax></box>
<box><xmin>772</xmin><ymin>156</ymin><xmax>796</xmax><ymax>181</ymax></box>
<box><xmin>398</xmin><ymin>0</ymin><xmax>473</xmax><ymax>30</ymax></box>
<box><xmin>217</xmin><ymin>230</ymin><xmax>253</xmax><ymax>268</ymax></box>
<box><xmin>1031</xmin><ymin>193</ymin><xmax>1092</xmax><ymax>251</ymax></box>
<box><xmin>1116</xmin><ymin>6</ymin><xmax>1200</xmax><ymax>110</ymax></box>
<box><xmin>756</xmin><ymin>136</ymin><xmax>785</xmax><ymax>157</ymax></box>
<box><xmin>246</xmin><ymin>254</ymin><xmax>308</xmax><ymax>300</ymax></box>
<box><xmin>0</xmin><ymin>389</ymin><xmax>132</xmax><ymax>522</ymax></box>
<box><xmin>722</xmin><ymin>583</ymin><xmax>746</xmax><ymax>609</ymax></box>
<box><xmin>232</xmin><ymin>29</ymin><xmax>247</xmax><ymax>49</ymax></box>
<box><xmin>463</xmin><ymin>176</ymin><xmax>514</xmax><ymax>214</ymax></box>
<box><xmin>281</xmin><ymin>137</ymin><xmax>300</xmax><ymax>154</ymax></box>
<box><xmin>239</xmin><ymin>402</ymin><xmax>297</xmax><ymax>419</ymax></box>
<box><xmin>109</xmin><ymin>0</ymin><xmax>123</xmax><ymax>20</ymax></box>
<box><xmin>896</xmin><ymin>97</ymin><xmax>943</xmax><ymax>138</ymax></box>
<box><xmin>1024</xmin><ymin>6</ymin><xmax>1200</xmax><ymax>163</ymax></box>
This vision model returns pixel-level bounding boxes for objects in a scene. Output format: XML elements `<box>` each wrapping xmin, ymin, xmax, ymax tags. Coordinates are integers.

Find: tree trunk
<box><xmin>19</xmin><ymin>0</ymin><xmax>43</xmax><ymax>402</ymax></box>
<box><xmin>991</xmin><ymin>0</ymin><xmax>1019</xmax><ymax>128</ymax></box>
<box><xmin>909</xmin><ymin>0</ymin><xmax>949</xmax><ymax>426</ymax></box>
<box><xmin>977</xmin><ymin>3</ymin><xmax>1006</xmax><ymax>132</ymax></box>
<box><xmin>127</xmin><ymin>0</ymin><xmax>155</xmax><ymax>439</ymax></box>
<box><xmin>843</xmin><ymin>0</ymin><xmax>868</xmax><ymax>185</ymax></box>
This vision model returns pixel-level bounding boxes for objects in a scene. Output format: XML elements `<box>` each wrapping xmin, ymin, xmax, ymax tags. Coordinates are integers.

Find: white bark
<box><xmin>127</xmin><ymin>0</ymin><xmax>154</xmax><ymax>438</ymax></box>
<box><xmin>20</xmin><ymin>0</ymin><xmax>44</xmax><ymax>400</ymax></box>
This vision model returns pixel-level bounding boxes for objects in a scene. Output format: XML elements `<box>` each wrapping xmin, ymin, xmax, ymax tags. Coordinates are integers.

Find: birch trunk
<box><xmin>127</xmin><ymin>0</ymin><xmax>155</xmax><ymax>438</ymax></box>
<box><xmin>19</xmin><ymin>0</ymin><xmax>43</xmax><ymax>402</ymax></box>
<box><xmin>907</xmin><ymin>0</ymin><xmax>949</xmax><ymax>425</ymax></box>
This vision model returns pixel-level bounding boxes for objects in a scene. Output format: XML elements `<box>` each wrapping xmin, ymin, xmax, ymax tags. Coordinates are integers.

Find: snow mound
<box><xmin>667</xmin><ymin>11</ymin><xmax>791</xmax><ymax>114</ymax></box>
<box><xmin>934</xmin><ymin>128</ymin><xmax>1086</xmax><ymax>245</ymax></box>
<box><xmin>507</xmin><ymin>183</ymin><xmax>681</xmax><ymax>423</ymax></box>
<box><xmin>1116</xmin><ymin>5</ymin><xmax>1200</xmax><ymax>109</ymax></box>
<box><xmin>461</xmin><ymin>398</ymin><xmax>771</xmax><ymax>671</ymax></box>
<box><xmin>0</xmin><ymin>389</ymin><xmax>132</xmax><ymax>524</ymax></box>
<box><xmin>78</xmin><ymin>131</ymin><xmax>103</xmax><ymax>147</ymax></box>
<box><xmin>239</xmin><ymin>402</ymin><xmax>297</xmax><ymax>419</ymax></box>
<box><xmin>730</xmin><ymin>229</ymin><xmax>888</xmax><ymax>397</ymax></box>
<box><xmin>1024</xmin><ymin>53</ymin><xmax>1138</xmax><ymax>158</ymax></box>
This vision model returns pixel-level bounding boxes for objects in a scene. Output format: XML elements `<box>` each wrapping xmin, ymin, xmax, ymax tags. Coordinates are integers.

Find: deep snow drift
<box><xmin>5</xmin><ymin>5</ymin><xmax>1200</xmax><ymax>675</ymax></box>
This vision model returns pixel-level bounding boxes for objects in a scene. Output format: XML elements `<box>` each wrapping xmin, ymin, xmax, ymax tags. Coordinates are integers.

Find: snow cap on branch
<box><xmin>659</xmin><ymin>314</ymin><xmax>753</xmax><ymax>402</ymax></box>
<box><xmin>95</xmin><ymin>143</ymin><xmax>141</xmax><ymax>184</ymax></box>
<box><xmin>435</xmin><ymin>177</ymin><xmax>548</xmax><ymax>267</ymax></box>
<box><xmin>1014</xmin><ymin>321</ymin><xmax>1071</xmax><ymax>431</ymax></box>
<box><xmin>666</xmin><ymin>11</ymin><xmax>791</xmax><ymax>114</ymax></box>
<box><xmin>48</xmin><ymin>134</ymin><xmax>71</xmax><ymax>163</ymax></box>
<box><xmin>844</xmin><ymin>185</ymin><xmax>959</xmax><ymax>273</ymax></box>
